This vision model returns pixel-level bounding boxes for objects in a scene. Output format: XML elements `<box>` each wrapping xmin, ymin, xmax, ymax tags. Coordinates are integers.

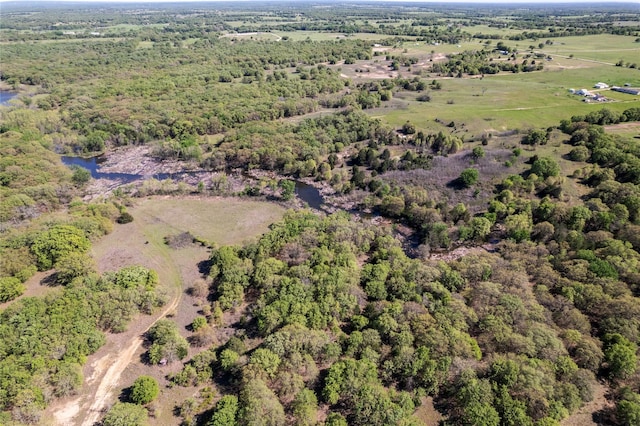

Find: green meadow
<box><xmin>371</xmin><ymin>34</ymin><xmax>640</xmax><ymax>133</ymax></box>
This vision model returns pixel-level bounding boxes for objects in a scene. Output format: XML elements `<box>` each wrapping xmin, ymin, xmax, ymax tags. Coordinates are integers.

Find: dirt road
<box><xmin>51</xmin><ymin>206</ymin><xmax>185</xmax><ymax>426</ymax></box>
<box><xmin>79</xmin><ymin>293</ymin><xmax>181</xmax><ymax>426</ymax></box>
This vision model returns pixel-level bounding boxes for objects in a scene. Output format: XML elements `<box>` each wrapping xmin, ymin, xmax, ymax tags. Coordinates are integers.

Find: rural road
<box><xmin>79</xmin><ymin>294</ymin><xmax>181</xmax><ymax>426</ymax></box>
<box><xmin>52</xmin><ymin>210</ymin><xmax>185</xmax><ymax>426</ymax></box>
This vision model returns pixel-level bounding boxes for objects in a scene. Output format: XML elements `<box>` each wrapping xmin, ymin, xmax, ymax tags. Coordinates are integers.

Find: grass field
<box><xmin>275</xmin><ymin>31</ymin><xmax>401</xmax><ymax>42</ymax></box>
<box><xmin>536</xmin><ymin>34</ymin><xmax>640</xmax><ymax>64</ymax></box>
<box><xmin>372</xmin><ymin>69</ymin><xmax>640</xmax><ymax>135</ymax></box>
<box><xmin>362</xmin><ymin>34</ymin><xmax>640</xmax><ymax>135</ymax></box>
<box><xmin>126</xmin><ymin>196</ymin><xmax>286</xmax><ymax>247</ymax></box>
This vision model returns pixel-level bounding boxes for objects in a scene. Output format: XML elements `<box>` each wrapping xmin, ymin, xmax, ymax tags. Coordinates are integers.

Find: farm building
<box><xmin>594</xmin><ymin>82</ymin><xmax>609</xmax><ymax>89</ymax></box>
<box><xmin>612</xmin><ymin>86</ymin><xmax>640</xmax><ymax>95</ymax></box>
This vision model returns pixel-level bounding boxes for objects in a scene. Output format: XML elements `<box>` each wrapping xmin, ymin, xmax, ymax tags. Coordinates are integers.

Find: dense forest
<box><xmin>1</xmin><ymin>1</ymin><xmax>640</xmax><ymax>425</ymax></box>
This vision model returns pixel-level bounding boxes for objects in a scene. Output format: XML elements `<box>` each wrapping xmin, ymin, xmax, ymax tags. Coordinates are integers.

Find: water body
<box><xmin>295</xmin><ymin>181</ymin><xmax>324</xmax><ymax>210</ymax></box>
<box><xmin>0</xmin><ymin>91</ymin><xmax>17</xmax><ymax>106</ymax></box>
<box><xmin>61</xmin><ymin>155</ymin><xmax>326</xmax><ymax>208</ymax></box>
<box><xmin>61</xmin><ymin>155</ymin><xmax>181</xmax><ymax>181</ymax></box>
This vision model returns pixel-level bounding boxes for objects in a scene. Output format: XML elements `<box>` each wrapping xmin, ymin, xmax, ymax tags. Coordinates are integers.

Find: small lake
<box><xmin>61</xmin><ymin>155</ymin><xmax>179</xmax><ymax>181</ymax></box>
<box><xmin>0</xmin><ymin>91</ymin><xmax>17</xmax><ymax>106</ymax></box>
<box><xmin>61</xmin><ymin>155</ymin><xmax>326</xmax><ymax>208</ymax></box>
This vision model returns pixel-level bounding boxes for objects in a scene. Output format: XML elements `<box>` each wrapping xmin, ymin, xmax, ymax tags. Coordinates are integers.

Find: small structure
<box><xmin>594</xmin><ymin>82</ymin><xmax>609</xmax><ymax>89</ymax></box>
<box><xmin>576</xmin><ymin>89</ymin><xmax>592</xmax><ymax>96</ymax></box>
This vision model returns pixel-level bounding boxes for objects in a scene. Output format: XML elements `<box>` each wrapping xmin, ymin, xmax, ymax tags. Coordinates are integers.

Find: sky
<box><xmin>2</xmin><ymin>0</ymin><xmax>638</xmax><ymax>3</ymax></box>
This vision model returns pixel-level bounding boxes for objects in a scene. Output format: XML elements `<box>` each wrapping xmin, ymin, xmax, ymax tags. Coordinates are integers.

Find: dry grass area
<box><xmin>604</xmin><ymin>121</ymin><xmax>640</xmax><ymax>138</ymax></box>
<box><xmin>413</xmin><ymin>396</ymin><xmax>444</xmax><ymax>425</ymax></box>
<box><xmin>0</xmin><ymin>271</ymin><xmax>60</xmax><ymax>311</ymax></box>
<box><xmin>130</xmin><ymin>195</ymin><xmax>287</xmax><ymax>247</ymax></box>
<box><xmin>381</xmin><ymin>147</ymin><xmax>522</xmax><ymax>215</ymax></box>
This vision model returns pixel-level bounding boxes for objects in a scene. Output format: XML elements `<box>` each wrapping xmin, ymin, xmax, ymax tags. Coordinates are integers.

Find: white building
<box><xmin>594</xmin><ymin>82</ymin><xmax>609</xmax><ymax>89</ymax></box>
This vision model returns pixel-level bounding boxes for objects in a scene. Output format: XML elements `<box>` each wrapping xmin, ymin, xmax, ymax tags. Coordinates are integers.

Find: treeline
<box><xmin>432</xmin><ymin>50</ymin><xmax>544</xmax><ymax>76</ymax></box>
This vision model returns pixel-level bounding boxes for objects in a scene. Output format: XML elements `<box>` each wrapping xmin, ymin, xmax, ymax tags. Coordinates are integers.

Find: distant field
<box><xmin>371</xmin><ymin>63</ymin><xmax>639</xmax><ymax>135</ymax></box>
<box><xmin>360</xmin><ymin>34</ymin><xmax>640</xmax><ymax>134</ymax></box>
<box><xmin>221</xmin><ymin>31</ymin><xmax>283</xmax><ymax>41</ymax></box>
<box><xmin>275</xmin><ymin>31</ymin><xmax>400</xmax><ymax>41</ymax></box>
<box><xmin>536</xmin><ymin>34</ymin><xmax>640</xmax><ymax>64</ymax></box>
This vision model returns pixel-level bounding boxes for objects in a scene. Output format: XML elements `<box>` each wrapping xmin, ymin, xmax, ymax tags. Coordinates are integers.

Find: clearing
<box><xmin>46</xmin><ymin>196</ymin><xmax>286</xmax><ymax>426</ymax></box>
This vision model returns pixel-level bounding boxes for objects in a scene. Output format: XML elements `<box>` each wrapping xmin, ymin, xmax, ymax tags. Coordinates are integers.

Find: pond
<box><xmin>294</xmin><ymin>181</ymin><xmax>324</xmax><ymax>210</ymax></box>
<box><xmin>61</xmin><ymin>155</ymin><xmax>179</xmax><ymax>182</ymax></box>
<box><xmin>61</xmin><ymin>155</ymin><xmax>326</xmax><ymax>208</ymax></box>
<box><xmin>0</xmin><ymin>91</ymin><xmax>17</xmax><ymax>106</ymax></box>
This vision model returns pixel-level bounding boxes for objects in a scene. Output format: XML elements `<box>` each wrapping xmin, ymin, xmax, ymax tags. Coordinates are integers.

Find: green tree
<box><xmin>292</xmin><ymin>388</ymin><xmax>318</xmax><ymax>426</ymax></box>
<box><xmin>31</xmin><ymin>225</ymin><xmax>90</xmax><ymax>270</ymax></box>
<box><xmin>604</xmin><ymin>334</ymin><xmax>638</xmax><ymax>380</ymax></box>
<box><xmin>130</xmin><ymin>376</ymin><xmax>159</xmax><ymax>405</ymax></box>
<box><xmin>146</xmin><ymin>320</ymin><xmax>189</xmax><ymax>364</ymax></box>
<box><xmin>617</xmin><ymin>389</ymin><xmax>640</xmax><ymax>426</ymax></box>
<box><xmin>71</xmin><ymin>166</ymin><xmax>91</xmax><ymax>186</ymax></box>
<box><xmin>279</xmin><ymin>180</ymin><xmax>295</xmax><ymax>201</ymax></box>
<box><xmin>505</xmin><ymin>213</ymin><xmax>532</xmax><ymax>242</ymax></box>
<box><xmin>54</xmin><ymin>252</ymin><xmax>96</xmax><ymax>285</ymax></box>
<box><xmin>103</xmin><ymin>402</ymin><xmax>148</xmax><ymax>426</ymax></box>
<box><xmin>238</xmin><ymin>378</ymin><xmax>286</xmax><ymax>426</ymax></box>
<box><xmin>522</xmin><ymin>129</ymin><xmax>548</xmax><ymax>145</ymax></box>
<box><xmin>209</xmin><ymin>395</ymin><xmax>239</xmax><ymax>426</ymax></box>
<box><xmin>531</xmin><ymin>157</ymin><xmax>560</xmax><ymax>178</ymax></box>
<box><xmin>0</xmin><ymin>276</ymin><xmax>25</xmax><ymax>302</ymax></box>
<box><xmin>467</xmin><ymin>217</ymin><xmax>492</xmax><ymax>242</ymax></box>
<box><xmin>459</xmin><ymin>168</ymin><xmax>479</xmax><ymax>187</ymax></box>
<box><xmin>472</xmin><ymin>146</ymin><xmax>486</xmax><ymax>160</ymax></box>
<box><xmin>249</xmin><ymin>348</ymin><xmax>281</xmax><ymax>379</ymax></box>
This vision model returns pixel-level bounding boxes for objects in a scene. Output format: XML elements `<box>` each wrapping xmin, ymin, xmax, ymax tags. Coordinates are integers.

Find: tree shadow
<box><xmin>592</xmin><ymin>406</ymin><xmax>617</xmax><ymax>425</ymax></box>
<box><xmin>41</xmin><ymin>273</ymin><xmax>60</xmax><ymax>287</ymax></box>
<box><xmin>118</xmin><ymin>385</ymin><xmax>133</xmax><ymax>403</ymax></box>
<box><xmin>197</xmin><ymin>259</ymin><xmax>212</xmax><ymax>276</ymax></box>
<box><xmin>446</xmin><ymin>177</ymin><xmax>466</xmax><ymax>190</ymax></box>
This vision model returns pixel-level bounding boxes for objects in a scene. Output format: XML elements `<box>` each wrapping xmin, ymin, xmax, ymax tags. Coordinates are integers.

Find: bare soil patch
<box><xmin>561</xmin><ymin>382</ymin><xmax>613</xmax><ymax>426</ymax></box>
<box><xmin>413</xmin><ymin>396</ymin><xmax>444</xmax><ymax>425</ymax></box>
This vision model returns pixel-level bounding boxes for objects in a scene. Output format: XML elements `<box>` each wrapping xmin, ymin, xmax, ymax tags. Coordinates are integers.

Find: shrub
<box><xmin>117</xmin><ymin>212</ymin><xmax>134</xmax><ymax>224</ymax></box>
<box><xmin>103</xmin><ymin>402</ymin><xmax>148</xmax><ymax>426</ymax></box>
<box><xmin>31</xmin><ymin>225</ymin><xmax>90</xmax><ymax>271</ymax></box>
<box><xmin>460</xmin><ymin>168</ymin><xmax>479</xmax><ymax>187</ymax></box>
<box><xmin>569</xmin><ymin>146</ymin><xmax>590</xmax><ymax>162</ymax></box>
<box><xmin>531</xmin><ymin>157</ymin><xmax>560</xmax><ymax>178</ymax></box>
<box><xmin>131</xmin><ymin>376</ymin><xmax>160</xmax><ymax>405</ymax></box>
<box><xmin>0</xmin><ymin>276</ymin><xmax>25</xmax><ymax>302</ymax></box>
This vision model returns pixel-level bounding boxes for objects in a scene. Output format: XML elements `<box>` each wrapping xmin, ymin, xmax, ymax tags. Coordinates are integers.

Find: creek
<box><xmin>0</xmin><ymin>91</ymin><xmax>17</xmax><ymax>106</ymax></box>
<box><xmin>61</xmin><ymin>155</ymin><xmax>326</xmax><ymax>209</ymax></box>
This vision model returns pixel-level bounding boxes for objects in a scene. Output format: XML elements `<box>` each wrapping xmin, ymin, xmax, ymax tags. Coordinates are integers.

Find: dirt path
<box><xmin>51</xmin><ymin>206</ymin><xmax>185</xmax><ymax>426</ymax></box>
<box><xmin>80</xmin><ymin>294</ymin><xmax>181</xmax><ymax>426</ymax></box>
<box><xmin>561</xmin><ymin>382</ymin><xmax>612</xmax><ymax>426</ymax></box>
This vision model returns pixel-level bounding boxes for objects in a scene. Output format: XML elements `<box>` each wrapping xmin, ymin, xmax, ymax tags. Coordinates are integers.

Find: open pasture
<box><xmin>366</xmin><ymin>34</ymin><xmax>640</xmax><ymax>134</ymax></box>
<box><xmin>125</xmin><ymin>196</ymin><xmax>287</xmax><ymax>247</ymax></box>
<box><xmin>375</xmin><ymin>66</ymin><xmax>640</xmax><ymax>134</ymax></box>
<box><xmin>535</xmin><ymin>34</ymin><xmax>640</xmax><ymax>65</ymax></box>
